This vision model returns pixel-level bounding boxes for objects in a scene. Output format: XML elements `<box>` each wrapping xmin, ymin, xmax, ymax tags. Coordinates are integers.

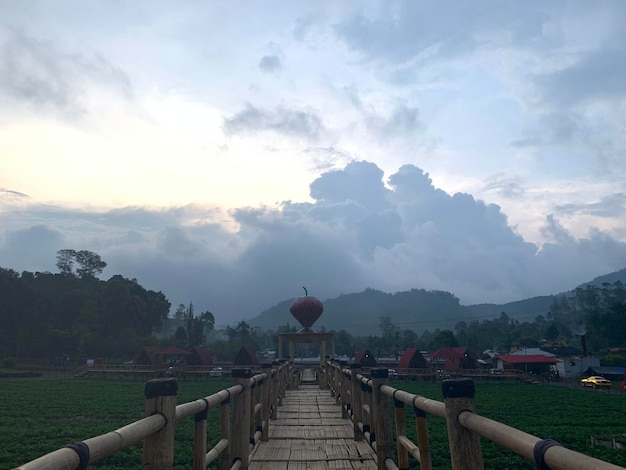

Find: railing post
<box><xmin>442</xmin><ymin>378</ymin><xmax>484</xmax><ymax>470</ymax></box>
<box><xmin>250</xmin><ymin>376</ymin><xmax>257</xmax><ymax>446</ymax></box>
<box><xmin>341</xmin><ymin>365</ymin><xmax>350</xmax><ymax>420</ymax></box>
<box><xmin>231</xmin><ymin>368</ymin><xmax>252</xmax><ymax>470</ymax></box>
<box><xmin>414</xmin><ymin>407</ymin><xmax>432</xmax><ymax>470</ymax></box>
<box><xmin>319</xmin><ymin>342</ymin><xmax>326</xmax><ymax>389</ymax></box>
<box><xmin>278</xmin><ymin>360</ymin><xmax>286</xmax><ymax>404</ymax></box>
<box><xmin>371</xmin><ymin>368</ymin><xmax>393</xmax><ymax>470</ymax></box>
<box><xmin>271</xmin><ymin>361</ymin><xmax>280</xmax><ymax>414</ymax></box>
<box><xmin>142</xmin><ymin>377</ymin><xmax>178</xmax><ymax>469</ymax></box>
<box><xmin>261</xmin><ymin>364</ymin><xmax>271</xmax><ymax>441</ymax></box>
<box><xmin>349</xmin><ymin>363</ymin><xmax>364</xmax><ymax>441</ymax></box>
<box><xmin>394</xmin><ymin>398</ymin><xmax>409</xmax><ymax>470</ymax></box>
<box><xmin>193</xmin><ymin>399</ymin><xmax>208</xmax><ymax>470</ymax></box>
<box><xmin>363</xmin><ymin>377</ymin><xmax>373</xmax><ymax>443</ymax></box>
<box><xmin>219</xmin><ymin>391</ymin><xmax>231</xmax><ymax>470</ymax></box>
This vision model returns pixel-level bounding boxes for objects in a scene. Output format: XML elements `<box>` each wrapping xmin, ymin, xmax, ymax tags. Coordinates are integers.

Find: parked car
<box><xmin>580</xmin><ymin>375</ymin><xmax>611</xmax><ymax>388</ymax></box>
<box><xmin>209</xmin><ymin>367</ymin><xmax>223</xmax><ymax>377</ymax></box>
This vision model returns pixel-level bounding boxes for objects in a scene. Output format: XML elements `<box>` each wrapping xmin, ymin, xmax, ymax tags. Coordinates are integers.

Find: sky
<box><xmin>1</xmin><ymin>1</ymin><xmax>626</xmax><ymax>327</ymax></box>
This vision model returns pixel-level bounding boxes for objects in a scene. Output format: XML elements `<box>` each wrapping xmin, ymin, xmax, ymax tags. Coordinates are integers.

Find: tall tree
<box><xmin>56</xmin><ymin>249</ymin><xmax>107</xmax><ymax>279</ymax></box>
<box><xmin>184</xmin><ymin>303</ymin><xmax>215</xmax><ymax>347</ymax></box>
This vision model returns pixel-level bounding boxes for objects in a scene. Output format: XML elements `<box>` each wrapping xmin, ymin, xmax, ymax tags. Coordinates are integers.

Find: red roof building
<box><xmin>398</xmin><ymin>348</ymin><xmax>428</xmax><ymax>369</ymax></box>
<box><xmin>354</xmin><ymin>348</ymin><xmax>377</xmax><ymax>367</ymax></box>
<box><xmin>233</xmin><ymin>346</ymin><xmax>259</xmax><ymax>366</ymax></box>
<box><xmin>187</xmin><ymin>346</ymin><xmax>213</xmax><ymax>366</ymax></box>
<box><xmin>496</xmin><ymin>354</ymin><xmax>562</xmax><ymax>375</ymax></box>
<box><xmin>429</xmin><ymin>347</ymin><xmax>478</xmax><ymax>370</ymax></box>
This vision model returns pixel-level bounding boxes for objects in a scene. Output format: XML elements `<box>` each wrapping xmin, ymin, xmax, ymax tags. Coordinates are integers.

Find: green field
<box><xmin>394</xmin><ymin>381</ymin><xmax>626</xmax><ymax>469</ymax></box>
<box><xmin>2</xmin><ymin>378</ymin><xmax>625</xmax><ymax>469</ymax></box>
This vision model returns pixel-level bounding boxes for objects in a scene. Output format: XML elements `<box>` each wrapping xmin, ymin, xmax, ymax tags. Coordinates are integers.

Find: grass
<box><xmin>2</xmin><ymin>377</ymin><xmax>625</xmax><ymax>469</ymax></box>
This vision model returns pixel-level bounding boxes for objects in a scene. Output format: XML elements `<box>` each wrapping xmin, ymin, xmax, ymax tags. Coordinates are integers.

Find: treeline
<box><xmin>0</xmin><ymin>264</ymin><xmax>170</xmax><ymax>361</ymax></box>
<box><xmin>2</xmin><ymin>249</ymin><xmax>624</xmax><ymax>365</ymax></box>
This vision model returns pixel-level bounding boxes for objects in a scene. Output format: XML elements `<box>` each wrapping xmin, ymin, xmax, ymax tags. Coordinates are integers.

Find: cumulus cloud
<box><xmin>2</xmin><ymin>161</ymin><xmax>626</xmax><ymax>327</ymax></box>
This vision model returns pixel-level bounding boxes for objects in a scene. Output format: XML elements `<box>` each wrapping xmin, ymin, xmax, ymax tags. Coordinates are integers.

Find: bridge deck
<box><xmin>249</xmin><ymin>373</ymin><xmax>377</xmax><ymax>469</ymax></box>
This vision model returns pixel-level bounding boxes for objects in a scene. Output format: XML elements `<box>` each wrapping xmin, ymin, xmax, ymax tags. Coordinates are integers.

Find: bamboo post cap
<box><xmin>145</xmin><ymin>377</ymin><xmax>178</xmax><ymax>399</ymax></box>
<box><xmin>441</xmin><ymin>378</ymin><xmax>475</xmax><ymax>399</ymax></box>
<box><xmin>231</xmin><ymin>368</ymin><xmax>253</xmax><ymax>378</ymax></box>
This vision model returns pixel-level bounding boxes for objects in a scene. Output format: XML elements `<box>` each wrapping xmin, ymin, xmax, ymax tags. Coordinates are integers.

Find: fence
<box><xmin>326</xmin><ymin>361</ymin><xmax>626</xmax><ymax>470</ymax></box>
<box><xmin>16</xmin><ymin>361</ymin><xmax>293</xmax><ymax>470</ymax></box>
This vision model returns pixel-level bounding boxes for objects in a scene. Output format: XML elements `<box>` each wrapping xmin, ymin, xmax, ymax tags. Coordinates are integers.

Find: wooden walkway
<box><xmin>249</xmin><ymin>370</ymin><xmax>377</xmax><ymax>470</ymax></box>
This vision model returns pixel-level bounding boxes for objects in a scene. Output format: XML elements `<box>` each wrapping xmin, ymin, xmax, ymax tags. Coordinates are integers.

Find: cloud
<box><xmin>481</xmin><ymin>175</ymin><xmax>526</xmax><ymax>199</ymax></box>
<box><xmin>333</xmin><ymin>2</ymin><xmax>546</xmax><ymax>67</ymax></box>
<box><xmin>259</xmin><ymin>55</ymin><xmax>282</xmax><ymax>73</ymax></box>
<box><xmin>0</xmin><ymin>25</ymin><xmax>132</xmax><ymax>118</ymax></box>
<box><xmin>2</xmin><ymin>168</ymin><xmax>626</xmax><ymax>329</ymax></box>
<box><xmin>0</xmin><ymin>225</ymin><xmax>64</xmax><ymax>272</ymax></box>
<box><xmin>555</xmin><ymin>194</ymin><xmax>626</xmax><ymax>218</ymax></box>
<box><xmin>533</xmin><ymin>46</ymin><xmax>626</xmax><ymax>108</ymax></box>
<box><xmin>223</xmin><ymin>103</ymin><xmax>325</xmax><ymax>141</ymax></box>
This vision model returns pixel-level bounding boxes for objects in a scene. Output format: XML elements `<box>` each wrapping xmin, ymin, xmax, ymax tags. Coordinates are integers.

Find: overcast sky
<box><xmin>2</xmin><ymin>1</ymin><xmax>626</xmax><ymax>327</ymax></box>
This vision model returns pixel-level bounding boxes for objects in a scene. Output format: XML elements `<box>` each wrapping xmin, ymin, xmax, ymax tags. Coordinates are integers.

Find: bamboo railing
<box><xmin>16</xmin><ymin>361</ymin><xmax>292</xmax><ymax>470</ymax></box>
<box><xmin>327</xmin><ymin>361</ymin><xmax>626</xmax><ymax>470</ymax></box>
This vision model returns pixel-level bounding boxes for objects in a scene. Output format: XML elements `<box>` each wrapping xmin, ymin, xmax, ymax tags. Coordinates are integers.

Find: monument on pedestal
<box><xmin>278</xmin><ymin>287</ymin><xmax>335</xmax><ymax>388</ymax></box>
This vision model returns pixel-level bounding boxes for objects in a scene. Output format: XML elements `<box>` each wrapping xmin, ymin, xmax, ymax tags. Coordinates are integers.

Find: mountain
<box><xmin>249</xmin><ymin>288</ymin><xmax>474</xmax><ymax>336</ymax></box>
<box><xmin>246</xmin><ymin>267</ymin><xmax>626</xmax><ymax>336</ymax></box>
<box><xmin>575</xmin><ymin>267</ymin><xmax>626</xmax><ymax>289</ymax></box>
<box><xmin>464</xmin><ymin>296</ymin><xmax>554</xmax><ymax>323</ymax></box>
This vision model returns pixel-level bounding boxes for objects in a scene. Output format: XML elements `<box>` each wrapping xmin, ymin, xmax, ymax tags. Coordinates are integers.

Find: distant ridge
<box><xmin>245</xmin><ymin>267</ymin><xmax>626</xmax><ymax>336</ymax></box>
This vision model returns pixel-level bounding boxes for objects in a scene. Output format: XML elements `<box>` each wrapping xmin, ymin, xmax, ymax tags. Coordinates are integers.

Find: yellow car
<box><xmin>580</xmin><ymin>376</ymin><xmax>612</xmax><ymax>388</ymax></box>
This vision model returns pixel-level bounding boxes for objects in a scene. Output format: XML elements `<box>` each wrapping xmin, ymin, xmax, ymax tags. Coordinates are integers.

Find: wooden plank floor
<box><xmin>249</xmin><ymin>371</ymin><xmax>377</xmax><ymax>470</ymax></box>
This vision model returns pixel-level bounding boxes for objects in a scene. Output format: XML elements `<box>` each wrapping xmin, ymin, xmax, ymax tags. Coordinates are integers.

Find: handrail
<box><xmin>16</xmin><ymin>362</ymin><xmax>292</xmax><ymax>470</ymax></box>
<box><xmin>327</xmin><ymin>361</ymin><xmax>625</xmax><ymax>470</ymax></box>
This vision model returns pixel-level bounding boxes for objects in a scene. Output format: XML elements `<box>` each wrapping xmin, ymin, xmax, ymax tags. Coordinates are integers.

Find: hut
<box><xmin>354</xmin><ymin>348</ymin><xmax>377</xmax><ymax>367</ymax></box>
<box><xmin>156</xmin><ymin>345</ymin><xmax>193</xmax><ymax>365</ymax></box>
<box><xmin>187</xmin><ymin>346</ymin><xmax>213</xmax><ymax>366</ymax></box>
<box><xmin>233</xmin><ymin>346</ymin><xmax>260</xmax><ymax>366</ymax></box>
<box><xmin>135</xmin><ymin>346</ymin><xmax>160</xmax><ymax>365</ymax></box>
<box><xmin>430</xmin><ymin>347</ymin><xmax>478</xmax><ymax>370</ymax></box>
<box><xmin>398</xmin><ymin>348</ymin><xmax>428</xmax><ymax>370</ymax></box>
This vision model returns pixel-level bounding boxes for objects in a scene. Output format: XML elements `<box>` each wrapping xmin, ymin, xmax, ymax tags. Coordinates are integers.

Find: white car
<box><xmin>209</xmin><ymin>367</ymin><xmax>223</xmax><ymax>377</ymax></box>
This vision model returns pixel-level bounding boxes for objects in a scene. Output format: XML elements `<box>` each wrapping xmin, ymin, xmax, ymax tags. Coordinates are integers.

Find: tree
<box><xmin>56</xmin><ymin>249</ymin><xmax>107</xmax><ymax>279</ymax></box>
<box><xmin>174</xmin><ymin>326</ymin><xmax>188</xmax><ymax>348</ymax></box>
<box><xmin>183</xmin><ymin>302</ymin><xmax>215</xmax><ymax>347</ymax></box>
<box><xmin>56</xmin><ymin>249</ymin><xmax>76</xmax><ymax>276</ymax></box>
<box><xmin>75</xmin><ymin>250</ymin><xmax>107</xmax><ymax>278</ymax></box>
<box><xmin>544</xmin><ymin>323</ymin><xmax>560</xmax><ymax>341</ymax></box>
<box><xmin>428</xmin><ymin>329</ymin><xmax>459</xmax><ymax>350</ymax></box>
<box><xmin>174</xmin><ymin>304</ymin><xmax>186</xmax><ymax>319</ymax></box>
<box><xmin>378</xmin><ymin>316</ymin><xmax>399</xmax><ymax>356</ymax></box>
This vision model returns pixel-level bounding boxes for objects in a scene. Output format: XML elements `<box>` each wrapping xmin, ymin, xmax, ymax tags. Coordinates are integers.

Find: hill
<box><xmin>249</xmin><ymin>288</ymin><xmax>474</xmax><ymax>336</ymax></box>
<box><xmin>247</xmin><ymin>267</ymin><xmax>626</xmax><ymax>336</ymax></box>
